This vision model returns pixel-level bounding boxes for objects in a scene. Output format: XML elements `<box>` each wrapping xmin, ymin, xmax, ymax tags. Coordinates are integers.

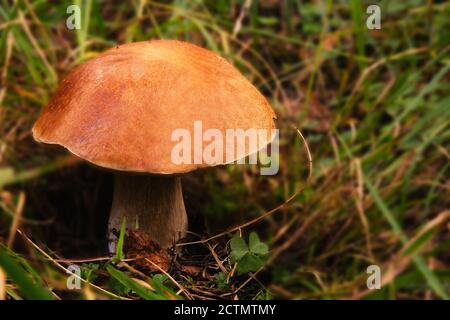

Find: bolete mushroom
<box><xmin>32</xmin><ymin>40</ymin><xmax>276</xmax><ymax>252</ymax></box>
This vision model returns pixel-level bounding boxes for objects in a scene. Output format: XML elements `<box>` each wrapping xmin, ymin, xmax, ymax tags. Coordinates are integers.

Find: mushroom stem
<box><xmin>108</xmin><ymin>174</ymin><xmax>188</xmax><ymax>253</ymax></box>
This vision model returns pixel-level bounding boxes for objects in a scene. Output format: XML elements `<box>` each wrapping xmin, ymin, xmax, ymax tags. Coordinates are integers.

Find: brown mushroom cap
<box><xmin>33</xmin><ymin>40</ymin><xmax>276</xmax><ymax>174</ymax></box>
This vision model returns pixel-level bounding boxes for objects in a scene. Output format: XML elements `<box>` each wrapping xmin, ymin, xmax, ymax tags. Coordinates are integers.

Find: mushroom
<box><xmin>32</xmin><ymin>40</ymin><xmax>276</xmax><ymax>252</ymax></box>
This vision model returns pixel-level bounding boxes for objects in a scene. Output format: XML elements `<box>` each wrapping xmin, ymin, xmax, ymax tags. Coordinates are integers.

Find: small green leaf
<box><xmin>213</xmin><ymin>272</ymin><xmax>228</xmax><ymax>289</ymax></box>
<box><xmin>80</xmin><ymin>263</ymin><xmax>99</xmax><ymax>282</ymax></box>
<box><xmin>252</xmin><ymin>242</ymin><xmax>269</xmax><ymax>256</ymax></box>
<box><xmin>249</xmin><ymin>232</ymin><xmax>268</xmax><ymax>255</ymax></box>
<box><xmin>236</xmin><ymin>254</ymin><xmax>264</xmax><ymax>275</ymax></box>
<box><xmin>151</xmin><ymin>274</ymin><xmax>179</xmax><ymax>298</ymax></box>
<box><xmin>248</xmin><ymin>232</ymin><xmax>260</xmax><ymax>248</ymax></box>
<box><xmin>152</xmin><ymin>273</ymin><xmax>168</xmax><ymax>285</ymax></box>
<box><xmin>256</xmin><ymin>290</ymin><xmax>272</xmax><ymax>300</ymax></box>
<box><xmin>230</xmin><ymin>235</ymin><xmax>248</xmax><ymax>262</ymax></box>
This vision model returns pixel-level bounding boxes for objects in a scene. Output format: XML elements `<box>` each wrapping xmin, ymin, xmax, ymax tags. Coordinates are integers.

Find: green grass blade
<box><xmin>364</xmin><ymin>177</ymin><xmax>449</xmax><ymax>300</ymax></box>
<box><xmin>115</xmin><ymin>217</ymin><xmax>126</xmax><ymax>261</ymax></box>
<box><xmin>0</xmin><ymin>246</ymin><xmax>55</xmax><ymax>300</ymax></box>
<box><xmin>106</xmin><ymin>265</ymin><xmax>169</xmax><ymax>300</ymax></box>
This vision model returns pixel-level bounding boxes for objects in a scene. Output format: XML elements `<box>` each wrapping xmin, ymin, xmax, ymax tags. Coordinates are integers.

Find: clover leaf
<box><xmin>230</xmin><ymin>232</ymin><xmax>269</xmax><ymax>275</ymax></box>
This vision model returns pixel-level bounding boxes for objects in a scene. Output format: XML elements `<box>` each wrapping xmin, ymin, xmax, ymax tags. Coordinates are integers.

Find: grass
<box><xmin>0</xmin><ymin>0</ymin><xmax>449</xmax><ymax>300</ymax></box>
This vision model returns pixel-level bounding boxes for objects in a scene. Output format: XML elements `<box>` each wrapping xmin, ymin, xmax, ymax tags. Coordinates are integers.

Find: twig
<box><xmin>232</xmin><ymin>0</ymin><xmax>252</xmax><ymax>37</ymax></box>
<box><xmin>7</xmin><ymin>192</ymin><xmax>25</xmax><ymax>248</ymax></box>
<box><xmin>53</xmin><ymin>256</ymin><xmax>113</xmax><ymax>263</ymax></box>
<box><xmin>353</xmin><ymin>158</ymin><xmax>374</xmax><ymax>259</ymax></box>
<box><xmin>207</xmin><ymin>243</ymin><xmax>228</xmax><ymax>275</ymax></box>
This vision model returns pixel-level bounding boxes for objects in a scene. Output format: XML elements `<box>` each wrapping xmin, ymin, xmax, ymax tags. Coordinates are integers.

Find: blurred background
<box><xmin>0</xmin><ymin>0</ymin><xmax>449</xmax><ymax>300</ymax></box>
